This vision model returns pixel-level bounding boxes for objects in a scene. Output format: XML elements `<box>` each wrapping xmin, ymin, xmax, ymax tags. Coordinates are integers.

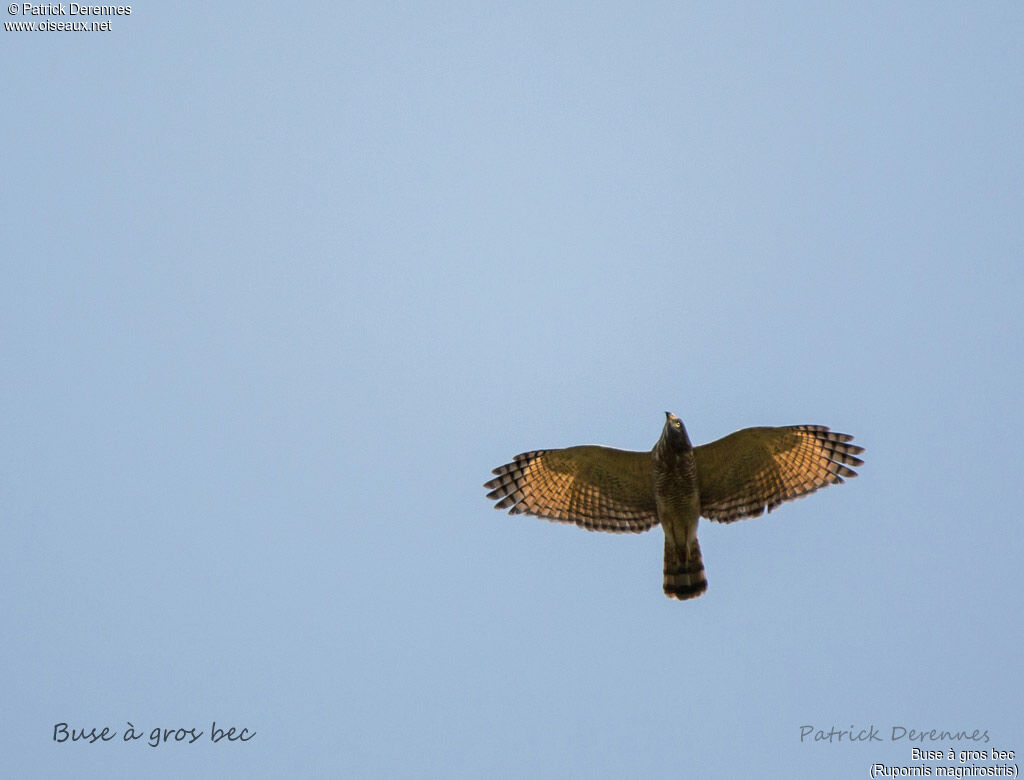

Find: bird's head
<box><xmin>662</xmin><ymin>411</ymin><xmax>693</xmax><ymax>452</ymax></box>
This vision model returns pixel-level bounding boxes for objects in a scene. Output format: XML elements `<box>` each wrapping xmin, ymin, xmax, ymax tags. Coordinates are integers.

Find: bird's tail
<box><xmin>663</xmin><ymin>537</ymin><xmax>707</xmax><ymax>600</ymax></box>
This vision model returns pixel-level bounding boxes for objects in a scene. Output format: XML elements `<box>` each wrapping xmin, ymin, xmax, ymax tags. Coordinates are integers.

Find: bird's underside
<box><xmin>484</xmin><ymin>414</ymin><xmax>864</xmax><ymax>601</ymax></box>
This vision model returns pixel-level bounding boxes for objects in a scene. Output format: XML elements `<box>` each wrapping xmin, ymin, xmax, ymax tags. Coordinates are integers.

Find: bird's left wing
<box><xmin>694</xmin><ymin>426</ymin><xmax>864</xmax><ymax>523</ymax></box>
<box><xmin>484</xmin><ymin>446</ymin><xmax>658</xmax><ymax>533</ymax></box>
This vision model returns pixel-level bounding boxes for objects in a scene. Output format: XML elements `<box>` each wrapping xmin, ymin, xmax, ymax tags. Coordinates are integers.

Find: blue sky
<box><xmin>3</xmin><ymin>3</ymin><xmax>1022</xmax><ymax>778</ymax></box>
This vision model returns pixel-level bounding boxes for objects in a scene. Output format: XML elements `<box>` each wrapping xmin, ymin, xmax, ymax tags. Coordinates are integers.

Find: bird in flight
<box><xmin>484</xmin><ymin>413</ymin><xmax>863</xmax><ymax>600</ymax></box>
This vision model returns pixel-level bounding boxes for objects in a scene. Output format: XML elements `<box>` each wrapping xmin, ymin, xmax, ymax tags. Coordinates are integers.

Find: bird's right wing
<box><xmin>484</xmin><ymin>446</ymin><xmax>659</xmax><ymax>533</ymax></box>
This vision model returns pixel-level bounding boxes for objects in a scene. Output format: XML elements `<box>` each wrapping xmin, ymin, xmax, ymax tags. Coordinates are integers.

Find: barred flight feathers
<box><xmin>693</xmin><ymin>425</ymin><xmax>864</xmax><ymax>523</ymax></box>
<box><xmin>484</xmin><ymin>446</ymin><xmax>659</xmax><ymax>533</ymax></box>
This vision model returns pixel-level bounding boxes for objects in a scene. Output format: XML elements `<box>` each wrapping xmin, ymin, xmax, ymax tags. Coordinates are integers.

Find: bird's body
<box><xmin>652</xmin><ymin>414</ymin><xmax>705</xmax><ymax>599</ymax></box>
<box><xmin>484</xmin><ymin>412</ymin><xmax>863</xmax><ymax>600</ymax></box>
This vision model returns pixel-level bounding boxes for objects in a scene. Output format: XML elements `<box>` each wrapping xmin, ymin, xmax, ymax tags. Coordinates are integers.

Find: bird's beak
<box><xmin>665</xmin><ymin>411</ymin><xmax>674</xmax><ymax>421</ymax></box>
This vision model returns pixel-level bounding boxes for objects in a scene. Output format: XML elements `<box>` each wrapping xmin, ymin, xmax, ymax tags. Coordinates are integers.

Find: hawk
<box><xmin>484</xmin><ymin>413</ymin><xmax>863</xmax><ymax>600</ymax></box>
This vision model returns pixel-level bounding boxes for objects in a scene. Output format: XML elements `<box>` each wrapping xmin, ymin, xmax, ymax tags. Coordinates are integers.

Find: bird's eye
<box><xmin>673</xmin><ymin>420</ymin><xmax>681</xmax><ymax>428</ymax></box>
